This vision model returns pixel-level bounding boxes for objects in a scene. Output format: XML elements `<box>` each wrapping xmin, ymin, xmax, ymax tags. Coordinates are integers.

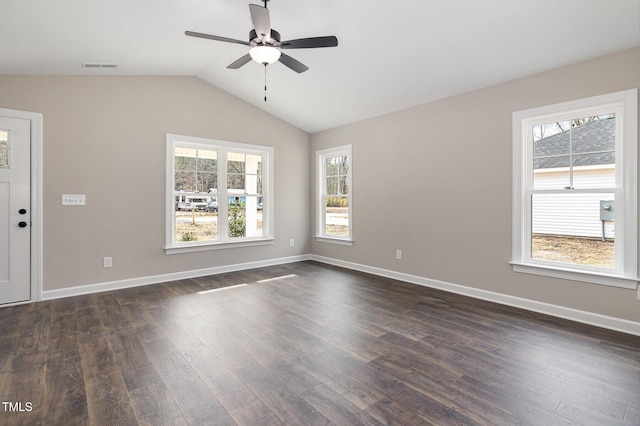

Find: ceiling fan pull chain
<box><xmin>264</xmin><ymin>63</ymin><xmax>268</xmax><ymax>102</ymax></box>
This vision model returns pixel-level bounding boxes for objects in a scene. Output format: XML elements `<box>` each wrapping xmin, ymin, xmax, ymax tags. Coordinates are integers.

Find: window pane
<box><xmin>325</xmin><ymin>157</ymin><xmax>340</xmax><ymax>177</ymax></box>
<box><xmin>325</xmin><ymin>196</ymin><xmax>349</xmax><ymax>236</ymax></box>
<box><xmin>533</xmin><ymin>121</ymin><xmax>571</xmax><ymax>154</ymax></box>
<box><xmin>325</xmin><ymin>158</ymin><xmax>333</xmax><ymax>176</ymax></box>
<box><xmin>339</xmin><ymin>157</ymin><xmax>349</xmax><ymax>175</ymax></box>
<box><xmin>533</xmin><ymin>116</ymin><xmax>615</xmax><ymax>190</ymax></box>
<box><xmin>247</xmin><ymin>154</ymin><xmax>262</xmax><ymax>167</ymax></box>
<box><xmin>228</xmin><ymin>152</ymin><xmax>246</xmax><ymax>174</ymax></box>
<box><xmin>255</xmin><ymin>160</ymin><xmax>263</xmax><ymax>195</ymax></box>
<box><xmin>175</xmin><ymin>171</ymin><xmax>196</xmax><ymax>192</ymax></box>
<box><xmin>175</xmin><ymin>148</ymin><xmax>197</xmax><ymax>169</ymax></box>
<box><xmin>571</xmin><ymin>115</ymin><xmax>615</xmax><ymax>189</ymax></box>
<box><xmin>228</xmin><ymin>174</ymin><xmax>245</xmax><ymax>191</ymax></box>
<box><xmin>175</xmin><ymin>147</ymin><xmax>197</xmax><ymax>191</ymax></box>
<box><xmin>194</xmin><ymin>150</ymin><xmax>217</xmax><ymax>192</ymax></box>
<box><xmin>197</xmin><ymin>153</ymin><xmax>217</xmax><ymax>173</ymax></box>
<box><xmin>246</xmin><ymin>154</ymin><xmax>262</xmax><ymax>195</ymax></box>
<box><xmin>228</xmin><ymin>152</ymin><xmax>248</xmax><ymax>192</ymax></box>
<box><xmin>175</xmin><ymin>156</ymin><xmax>196</xmax><ymax>171</ymax></box>
<box><xmin>174</xmin><ymin>208</ymin><xmax>218</xmax><ymax>243</ymax></box>
<box><xmin>244</xmin><ymin>195</ymin><xmax>263</xmax><ymax>237</ymax></box>
<box><xmin>0</xmin><ymin>130</ymin><xmax>8</xmax><ymax>167</ymax></box>
<box><xmin>533</xmin><ymin>121</ymin><xmax>570</xmax><ymax>189</ymax></box>
<box><xmin>228</xmin><ymin>161</ymin><xmax>246</xmax><ymax>174</ymax></box>
<box><xmin>175</xmin><ymin>148</ymin><xmax>220</xmax><ymax>192</ymax></box>
<box><xmin>228</xmin><ymin>197</ymin><xmax>246</xmax><ymax>238</ymax></box>
<box><xmin>326</xmin><ymin>176</ymin><xmax>339</xmax><ymax>195</ymax></box>
<box><xmin>572</xmin><ymin>115</ymin><xmax>615</xmax><ymax>154</ymax></box>
<box><xmin>339</xmin><ymin>176</ymin><xmax>349</xmax><ymax>195</ymax></box>
<box><xmin>198</xmin><ymin>172</ymin><xmax>217</xmax><ymax>192</ymax></box>
<box><xmin>531</xmin><ymin>193</ymin><xmax>614</xmax><ymax>269</ymax></box>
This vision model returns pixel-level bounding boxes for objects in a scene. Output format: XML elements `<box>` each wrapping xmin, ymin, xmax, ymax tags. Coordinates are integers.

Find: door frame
<box><xmin>0</xmin><ymin>108</ymin><xmax>43</xmax><ymax>305</ymax></box>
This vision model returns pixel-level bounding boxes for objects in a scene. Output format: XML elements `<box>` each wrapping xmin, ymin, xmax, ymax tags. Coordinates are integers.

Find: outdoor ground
<box><xmin>532</xmin><ymin>234</ymin><xmax>614</xmax><ymax>269</ymax></box>
<box><xmin>175</xmin><ymin>211</ymin><xmax>218</xmax><ymax>241</ymax></box>
<box><xmin>174</xmin><ymin>210</ymin><xmax>264</xmax><ymax>242</ymax></box>
<box><xmin>176</xmin><ymin>210</ymin><xmax>613</xmax><ymax>270</ymax></box>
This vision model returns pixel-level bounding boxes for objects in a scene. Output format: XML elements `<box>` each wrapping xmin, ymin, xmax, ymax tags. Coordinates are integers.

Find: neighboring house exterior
<box><xmin>532</xmin><ymin>118</ymin><xmax>615</xmax><ymax>239</ymax></box>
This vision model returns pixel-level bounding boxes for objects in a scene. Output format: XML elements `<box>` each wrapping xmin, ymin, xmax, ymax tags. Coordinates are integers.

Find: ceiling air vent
<box><xmin>82</xmin><ymin>63</ymin><xmax>119</xmax><ymax>69</ymax></box>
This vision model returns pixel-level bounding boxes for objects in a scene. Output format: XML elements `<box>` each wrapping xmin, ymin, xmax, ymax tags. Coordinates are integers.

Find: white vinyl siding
<box><xmin>532</xmin><ymin>167</ymin><xmax>614</xmax><ymax>239</ymax></box>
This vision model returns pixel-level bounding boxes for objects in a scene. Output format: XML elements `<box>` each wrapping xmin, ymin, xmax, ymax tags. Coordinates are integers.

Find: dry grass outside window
<box><xmin>531</xmin><ymin>234</ymin><xmax>614</xmax><ymax>269</ymax></box>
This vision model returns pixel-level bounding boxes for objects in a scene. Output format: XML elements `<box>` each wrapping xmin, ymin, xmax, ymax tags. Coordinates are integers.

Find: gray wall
<box><xmin>1</xmin><ymin>47</ymin><xmax>638</xmax><ymax>324</ymax></box>
<box><xmin>310</xmin><ymin>47</ymin><xmax>640</xmax><ymax>323</ymax></box>
<box><xmin>0</xmin><ymin>76</ymin><xmax>310</xmax><ymax>291</ymax></box>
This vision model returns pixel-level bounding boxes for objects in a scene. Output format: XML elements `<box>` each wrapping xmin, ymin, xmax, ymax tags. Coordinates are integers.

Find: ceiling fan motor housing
<box><xmin>250</xmin><ymin>29</ymin><xmax>280</xmax><ymax>46</ymax></box>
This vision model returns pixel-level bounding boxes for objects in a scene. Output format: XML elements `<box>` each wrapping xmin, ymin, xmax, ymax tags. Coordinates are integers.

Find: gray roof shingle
<box><xmin>533</xmin><ymin>118</ymin><xmax>615</xmax><ymax>169</ymax></box>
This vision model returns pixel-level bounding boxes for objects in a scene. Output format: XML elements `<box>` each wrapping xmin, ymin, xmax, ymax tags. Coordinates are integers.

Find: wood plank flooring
<box><xmin>1</xmin><ymin>260</ymin><xmax>639</xmax><ymax>425</ymax></box>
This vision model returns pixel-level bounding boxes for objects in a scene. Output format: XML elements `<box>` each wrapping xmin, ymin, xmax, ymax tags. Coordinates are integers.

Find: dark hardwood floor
<box><xmin>1</xmin><ymin>261</ymin><xmax>639</xmax><ymax>425</ymax></box>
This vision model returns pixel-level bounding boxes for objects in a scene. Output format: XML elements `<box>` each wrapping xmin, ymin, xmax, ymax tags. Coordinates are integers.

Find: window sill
<box><xmin>315</xmin><ymin>236</ymin><xmax>354</xmax><ymax>246</ymax></box>
<box><xmin>165</xmin><ymin>238</ymin><xmax>274</xmax><ymax>255</ymax></box>
<box><xmin>510</xmin><ymin>261</ymin><xmax>638</xmax><ymax>289</ymax></box>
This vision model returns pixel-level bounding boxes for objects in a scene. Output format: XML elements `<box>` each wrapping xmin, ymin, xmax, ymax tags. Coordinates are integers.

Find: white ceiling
<box><xmin>1</xmin><ymin>0</ymin><xmax>639</xmax><ymax>133</ymax></box>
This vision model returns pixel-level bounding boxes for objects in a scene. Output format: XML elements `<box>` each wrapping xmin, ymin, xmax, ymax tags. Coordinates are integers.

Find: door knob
<box><xmin>18</xmin><ymin>222</ymin><xmax>28</xmax><ymax>228</ymax></box>
<box><xmin>19</xmin><ymin>209</ymin><xmax>27</xmax><ymax>215</ymax></box>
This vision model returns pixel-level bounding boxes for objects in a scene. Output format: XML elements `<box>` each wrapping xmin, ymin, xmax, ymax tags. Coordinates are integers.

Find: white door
<box><xmin>0</xmin><ymin>116</ymin><xmax>31</xmax><ymax>304</ymax></box>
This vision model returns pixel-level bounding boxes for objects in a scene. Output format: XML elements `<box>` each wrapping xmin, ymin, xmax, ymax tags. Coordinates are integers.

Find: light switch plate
<box><xmin>62</xmin><ymin>194</ymin><xmax>86</xmax><ymax>205</ymax></box>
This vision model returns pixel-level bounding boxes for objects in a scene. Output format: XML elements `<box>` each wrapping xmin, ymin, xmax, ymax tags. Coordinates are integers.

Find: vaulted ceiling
<box><xmin>1</xmin><ymin>0</ymin><xmax>639</xmax><ymax>133</ymax></box>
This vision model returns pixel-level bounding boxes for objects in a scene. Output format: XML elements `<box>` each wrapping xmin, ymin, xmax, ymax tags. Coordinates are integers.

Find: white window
<box><xmin>166</xmin><ymin>134</ymin><xmax>273</xmax><ymax>253</ymax></box>
<box><xmin>512</xmin><ymin>89</ymin><xmax>638</xmax><ymax>288</ymax></box>
<box><xmin>316</xmin><ymin>145</ymin><xmax>353</xmax><ymax>244</ymax></box>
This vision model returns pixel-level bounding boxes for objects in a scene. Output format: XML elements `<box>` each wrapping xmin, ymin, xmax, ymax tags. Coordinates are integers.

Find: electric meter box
<box><xmin>600</xmin><ymin>200</ymin><xmax>614</xmax><ymax>221</ymax></box>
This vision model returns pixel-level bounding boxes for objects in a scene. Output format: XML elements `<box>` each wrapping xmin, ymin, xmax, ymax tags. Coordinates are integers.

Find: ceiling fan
<box><xmin>185</xmin><ymin>0</ymin><xmax>338</xmax><ymax>74</ymax></box>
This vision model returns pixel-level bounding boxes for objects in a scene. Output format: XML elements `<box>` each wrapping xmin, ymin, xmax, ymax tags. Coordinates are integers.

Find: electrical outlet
<box><xmin>396</xmin><ymin>249</ymin><xmax>402</xmax><ymax>260</ymax></box>
<box><xmin>103</xmin><ymin>257</ymin><xmax>112</xmax><ymax>268</ymax></box>
<box><xmin>289</xmin><ymin>239</ymin><xmax>295</xmax><ymax>247</ymax></box>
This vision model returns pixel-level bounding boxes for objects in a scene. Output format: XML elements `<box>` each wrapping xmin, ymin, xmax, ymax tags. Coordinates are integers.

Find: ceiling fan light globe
<box><xmin>249</xmin><ymin>46</ymin><xmax>281</xmax><ymax>65</ymax></box>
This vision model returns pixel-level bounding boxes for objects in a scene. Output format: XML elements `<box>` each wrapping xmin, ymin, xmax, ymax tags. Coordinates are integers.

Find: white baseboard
<box><xmin>309</xmin><ymin>255</ymin><xmax>640</xmax><ymax>337</ymax></box>
<box><xmin>41</xmin><ymin>255</ymin><xmax>310</xmax><ymax>301</ymax></box>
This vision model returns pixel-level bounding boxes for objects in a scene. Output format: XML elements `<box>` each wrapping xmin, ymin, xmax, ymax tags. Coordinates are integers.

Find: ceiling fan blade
<box><xmin>227</xmin><ymin>54</ymin><xmax>252</xmax><ymax>69</ymax></box>
<box><xmin>249</xmin><ymin>4</ymin><xmax>271</xmax><ymax>43</ymax></box>
<box><xmin>280</xmin><ymin>36</ymin><xmax>338</xmax><ymax>49</ymax></box>
<box><xmin>185</xmin><ymin>31</ymin><xmax>250</xmax><ymax>46</ymax></box>
<box><xmin>279</xmin><ymin>53</ymin><xmax>309</xmax><ymax>73</ymax></box>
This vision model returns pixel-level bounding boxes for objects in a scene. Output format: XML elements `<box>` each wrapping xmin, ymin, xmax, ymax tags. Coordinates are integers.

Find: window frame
<box><xmin>316</xmin><ymin>144</ymin><xmax>353</xmax><ymax>245</ymax></box>
<box><xmin>511</xmin><ymin>89</ymin><xmax>638</xmax><ymax>289</ymax></box>
<box><xmin>165</xmin><ymin>134</ymin><xmax>274</xmax><ymax>254</ymax></box>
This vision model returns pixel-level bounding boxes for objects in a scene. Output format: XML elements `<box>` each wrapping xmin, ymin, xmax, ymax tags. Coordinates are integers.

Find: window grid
<box><xmin>317</xmin><ymin>145</ymin><xmax>352</xmax><ymax>242</ymax></box>
<box><xmin>166</xmin><ymin>134</ymin><xmax>273</xmax><ymax>251</ymax></box>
